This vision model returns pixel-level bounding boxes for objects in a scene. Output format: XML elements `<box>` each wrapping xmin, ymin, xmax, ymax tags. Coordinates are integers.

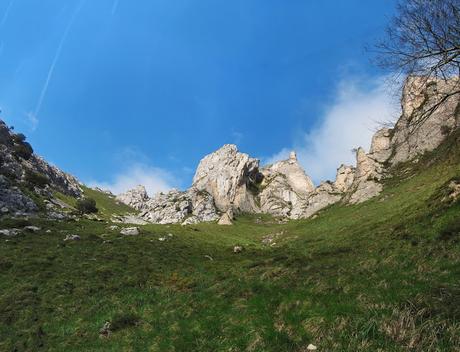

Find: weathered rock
<box><xmin>296</xmin><ymin>181</ymin><xmax>342</xmax><ymax>218</ymax></box>
<box><xmin>192</xmin><ymin>144</ymin><xmax>260</xmax><ymax>213</ymax></box>
<box><xmin>64</xmin><ymin>234</ymin><xmax>81</xmax><ymax>241</ymax></box>
<box><xmin>218</xmin><ymin>209</ymin><xmax>234</xmax><ymax>225</ymax></box>
<box><xmin>334</xmin><ymin>164</ymin><xmax>355</xmax><ymax>193</ymax></box>
<box><xmin>259</xmin><ymin>151</ymin><xmax>315</xmax><ymax>219</ymax></box>
<box><xmin>370</xmin><ymin>128</ymin><xmax>392</xmax><ymax>163</ymax></box>
<box><xmin>0</xmin><ymin>175</ymin><xmax>38</xmax><ymax>215</ymax></box>
<box><xmin>233</xmin><ymin>245</ymin><xmax>243</xmax><ymax>253</ymax></box>
<box><xmin>120</xmin><ymin>227</ymin><xmax>140</xmax><ymax>236</ymax></box>
<box><xmin>390</xmin><ymin>76</ymin><xmax>460</xmax><ymax>164</ymax></box>
<box><xmin>139</xmin><ymin>188</ymin><xmax>219</xmax><ymax>225</ymax></box>
<box><xmin>116</xmin><ymin>185</ymin><xmax>149</xmax><ymax>210</ymax></box>
<box><xmin>0</xmin><ymin>228</ymin><xmax>21</xmax><ymax>236</ymax></box>
<box><xmin>347</xmin><ymin>148</ymin><xmax>384</xmax><ymax>204</ymax></box>
<box><xmin>24</xmin><ymin>226</ymin><xmax>41</xmax><ymax>233</ymax></box>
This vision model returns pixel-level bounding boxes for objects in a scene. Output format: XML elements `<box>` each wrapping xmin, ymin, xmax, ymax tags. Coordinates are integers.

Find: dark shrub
<box><xmin>110</xmin><ymin>312</ymin><xmax>140</xmax><ymax>331</ymax></box>
<box><xmin>75</xmin><ymin>198</ymin><xmax>98</xmax><ymax>214</ymax></box>
<box><xmin>13</xmin><ymin>142</ymin><xmax>34</xmax><ymax>160</ymax></box>
<box><xmin>25</xmin><ymin>170</ymin><xmax>49</xmax><ymax>188</ymax></box>
<box><xmin>12</xmin><ymin>133</ymin><xmax>27</xmax><ymax>143</ymax></box>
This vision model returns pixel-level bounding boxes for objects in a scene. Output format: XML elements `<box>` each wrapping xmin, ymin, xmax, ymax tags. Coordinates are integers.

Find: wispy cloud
<box><xmin>0</xmin><ymin>0</ymin><xmax>15</xmax><ymax>27</ymax></box>
<box><xmin>88</xmin><ymin>164</ymin><xmax>174</xmax><ymax>196</ymax></box>
<box><xmin>31</xmin><ymin>0</ymin><xmax>86</xmax><ymax>126</ymax></box>
<box><xmin>265</xmin><ymin>75</ymin><xmax>399</xmax><ymax>184</ymax></box>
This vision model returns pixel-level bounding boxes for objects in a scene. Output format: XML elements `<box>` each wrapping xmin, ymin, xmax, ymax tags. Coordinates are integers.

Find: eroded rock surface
<box><xmin>192</xmin><ymin>144</ymin><xmax>260</xmax><ymax>213</ymax></box>
<box><xmin>116</xmin><ymin>185</ymin><xmax>149</xmax><ymax>211</ymax></box>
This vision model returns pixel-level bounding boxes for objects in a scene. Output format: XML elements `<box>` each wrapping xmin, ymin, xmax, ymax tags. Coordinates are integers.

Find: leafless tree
<box><xmin>375</xmin><ymin>0</ymin><xmax>460</xmax><ymax>126</ymax></box>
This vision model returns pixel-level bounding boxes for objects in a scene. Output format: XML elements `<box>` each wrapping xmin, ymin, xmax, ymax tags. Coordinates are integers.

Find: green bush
<box><xmin>13</xmin><ymin>142</ymin><xmax>34</xmax><ymax>160</ymax></box>
<box><xmin>75</xmin><ymin>198</ymin><xmax>98</xmax><ymax>214</ymax></box>
<box><xmin>25</xmin><ymin>170</ymin><xmax>49</xmax><ymax>188</ymax></box>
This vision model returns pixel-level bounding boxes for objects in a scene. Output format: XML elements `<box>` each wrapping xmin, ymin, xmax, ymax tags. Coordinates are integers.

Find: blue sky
<box><xmin>0</xmin><ymin>0</ymin><xmax>399</xmax><ymax>194</ymax></box>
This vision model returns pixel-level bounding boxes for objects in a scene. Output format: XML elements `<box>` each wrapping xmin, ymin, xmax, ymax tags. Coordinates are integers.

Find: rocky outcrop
<box><xmin>0</xmin><ymin>175</ymin><xmax>38</xmax><ymax>215</ymax></box>
<box><xmin>137</xmin><ymin>188</ymin><xmax>219</xmax><ymax>225</ymax></box>
<box><xmin>390</xmin><ymin>76</ymin><xmax>460</xmax><ymax>164</ymax></box>
<box><xmin>115</xmin><ymin>76</ymin><xmax>459</xmax><ymax>223</ymax></box>
<box><xmin>116</xmin><ymin>185</ymin><xmax>149</xmax><ymax>211</ymax></box>
<box><xmin>346</xmin><ymin>148</ymin><xmax>384</xmax><ymax>204</ymax></box>
<box><xmin>192</xmin><ymin>144</ymin><xmax>260</xmax><ymax>213</ymax></box>
<box><xmin>0</xmin><ymin>120</ymin><xmax>83</xmax><ymax>215</ymax></box>
<box><xmin>258</xmin><ymin>151</ymin><xmax>315</xmax><ymax>218</ymax></box>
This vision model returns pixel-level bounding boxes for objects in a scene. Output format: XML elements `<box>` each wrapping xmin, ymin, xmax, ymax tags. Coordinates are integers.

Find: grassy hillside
<box><xmin>0</xmin><ymin>133</ymin><xmax>459</xmax><ymax>351</ymax></box>
<box><xmin>53</xmin><ymin>186</ymin><xmax>135</xmax><ymax>220</ymax></box>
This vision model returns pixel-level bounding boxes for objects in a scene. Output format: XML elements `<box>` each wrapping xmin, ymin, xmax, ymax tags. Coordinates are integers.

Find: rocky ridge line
<box><xmin>117</xmin><ymin>76</ymin><xmax>460</xmax><ymax>224</ymax></box>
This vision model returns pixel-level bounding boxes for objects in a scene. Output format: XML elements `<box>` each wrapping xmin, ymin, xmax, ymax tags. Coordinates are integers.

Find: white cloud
<box><xmin>266</xmin><ymin>75</ymin><xmax>400</xmax><ymax>184</ymax></box>
<box><xmin>88</xmin><ymin>163</ymin><xmax>174</xmax><ymax>196</ymax></box>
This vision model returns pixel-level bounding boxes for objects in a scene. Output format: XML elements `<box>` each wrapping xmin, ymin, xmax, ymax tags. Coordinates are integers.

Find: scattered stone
<box><xmin>64</xmin><ymin>234</ymin><xmax>81</xmax><ymax>241</ymax></box>
<box><xmin>1</xmin><ymin>207</ymin><xmax>9</xmax><ymax>214</ymax></box>
<box><xmin>120</xmin><ymin>227</ymin><xmax>140</xmax><ymax>236</ymax></box>
<box><xmin>108</xmin><ymin>225</ymin><xmax>119</xmax><ymax>231</ymax></box>
<box><xmin>204</xmin><ymin>255</ymin><xmax>214</xmax><ymax>261</ymax></box>
<box><xmin>24</xmin><ymin>226</ymin><xmax>41</xmax><ymax>233</ymax></box>
<box><xmin>46</xmin><ymin>230</ymin><xmax>52</xmax><ymax>233</ymax></box>
<box><xmin>307</xmin><ymin>344</ymin><xmax>317</xmax><ymax>351</ymax></box>
<box><xmin>158</xmin><ymin>237</ymin><xmax>166</xmax><ymax>242</ymax></box>
<box><xmin>0</xmin><ymin>228</ymin><xmax>21</xmax><ymax>237</ymax></box>
<box><xmin>99</xmin><ymin>321</ymin><xmax>112</xmax><ymax>338</ymax></box>
<box><xmin>233</xmin><ymin>245</ymin><xmax>244</xmax><ymax>254</ymax></box>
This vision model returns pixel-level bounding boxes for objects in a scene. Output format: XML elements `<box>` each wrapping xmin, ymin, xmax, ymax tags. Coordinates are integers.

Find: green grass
<box><xmin>1</xmin><ymin>134</ymin><xmax>460</xmax><ymax>351</ymax></box>
<box><xmin>54</xmin><ymin>186</ymin><xmax>135</xmax><ymax>219</ymax></box>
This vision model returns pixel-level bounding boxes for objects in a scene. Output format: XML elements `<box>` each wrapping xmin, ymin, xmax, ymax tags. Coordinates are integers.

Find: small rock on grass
<box><xmin>120</xmin><ymin>227</ymin><xmax>139</xmax><ymax>236</ymax></box>
<box><xmin>307</xmin><ymin>344</ymin><xmax>317</xmax><ymax>351</ymax></box>
<box><xmin>233</xmin><ymin>245</ymin><xmax>244</xmax><ymax>253</ymax></box>
<box><xmin>24</xmin><ymin>226</ymin><xmax>41</xmax><ymax>233</ymax></box>
<box><xmin>64</xmin><ymin>234</ymin><xmax>81</xmax><ymax>241</ymax></box>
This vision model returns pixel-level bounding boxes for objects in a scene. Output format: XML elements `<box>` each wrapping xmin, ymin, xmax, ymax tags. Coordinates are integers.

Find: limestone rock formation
<box><xmin>116</xmin><ymin>76</ymin><xmax>459</xmax><ymax>223</ymax></box>
<box><xmin>192</xmin><ymin>144</ymin><xmax>260</xmax><ymax>213</ymax></box>
<box><xmin>390</xmin><ymin>76</ymin><xmax>460</xmax><ymax>164</ymax></box>
<box><xmin>258</xmin><ymin>151</ymin><xmax>315</xmax><ymax>218</ymax></box>
<box><xmin>116</xmin><ymin>185</ymin><xmax>149</xmax><ymax>211</ymax></box>
<box><xmin>333</xmin><ymin>164</ymin><xmax>355</xmax><ymax>193</ymax></box>
<box><xmin>137</xmin><ymin>188</ymin><xmax>219</xmax><ymax>225</ymax></box>
<box><xmin>346</xmin><ymin>148</ymin><xmax>384</xmax><ymax>204</ymax></box>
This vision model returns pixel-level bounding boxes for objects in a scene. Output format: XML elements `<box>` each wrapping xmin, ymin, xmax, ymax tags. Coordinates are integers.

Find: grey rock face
<box><xmin>0</xmin><ymin>119</ymin><xmax>82</xmax><ymax>216</ymax></box>
<box><xmin>296</xmin><ymin>182</ymin><xmax>343</xmax><ymax>219</ymax></box>
<box><xmin>139</xmin><ymin>188</ymin><xmax>219</xmax><ymax>225</ymax></box>
<box><xmin>333</xmin><ymin>164</ymin><xmax>355</xmax><ymax>193</ymax></box>
<box><xmin>116</xmin><ymin>185</ymin><xmax>149</xmax><ymax>211</ymax></box>
<box><xmin>192</xmin><ymin>144</ymin><xmax>260</xmax><ymax>213</ymax></box>
<box><xmin>0</xmin><ymin>175</ymin><xmax>38</xmax><ymax>215</ymax></box>
<box><xmin>346</xmin><ymin>148</ymin><xmax>384</xmax><ymax>204</ymax></box>
<box><xmin>258</xmin><ymin>151</ymin><xmax>315</xmax><ymax>219</ymax></box>
<box><xmin>390</xmin><ymin>76</ymin><xmax>460</xmax><ymax>164</ymax></box>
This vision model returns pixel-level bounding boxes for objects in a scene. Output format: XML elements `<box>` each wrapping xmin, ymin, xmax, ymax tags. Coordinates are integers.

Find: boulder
<box><xmin>218</xmin><ymin>209</ymin><xmax>234</xmax><ymax>225</ymax></box>
<box><xmin>120</xmin><ymin>227</ymin><xmax>140</xmax><ymax>236</ymax></box>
